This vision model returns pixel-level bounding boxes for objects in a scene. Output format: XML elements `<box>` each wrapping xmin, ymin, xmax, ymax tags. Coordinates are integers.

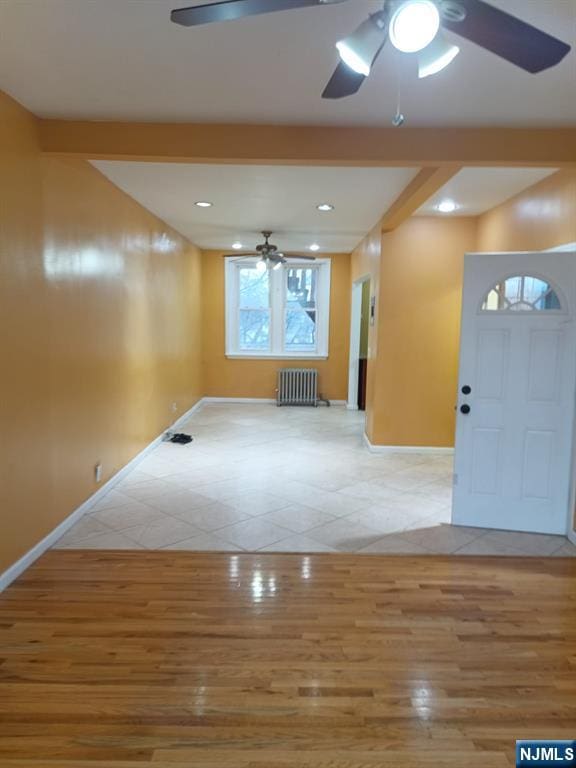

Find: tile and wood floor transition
<box><xmin>1</xmin><ymin>550</ymin><xmax>576</xmax><ymax>766</ymax></box>
<box><xmin>54</xmin><ymin>404</ymin><xmax>575</xmax><ymax>557</ymax></box>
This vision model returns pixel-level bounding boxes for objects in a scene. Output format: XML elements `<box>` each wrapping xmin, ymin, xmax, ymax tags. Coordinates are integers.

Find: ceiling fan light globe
<box><xmin>389</xmin><ymin>0</ymin><xmax>440</xmax><ymax>53</ymax></box>
<box><xmin>336</xmin><ymin>41</ymin><xmax>371</xmax><ymax>76</ymax></box>
<box><xmin>418</xmin><ymin>36</ymin><xmax>460</xmax><ymax>78</ymax></box>
<box><xmin>336</xmin><ymin>15</ymin><xmax>388</xmax><ymax>76</ymax></box>
<box><xmin>256</xmin><ymin>259</ymin><xmax>267</xmax><ymax>273</ymax></box>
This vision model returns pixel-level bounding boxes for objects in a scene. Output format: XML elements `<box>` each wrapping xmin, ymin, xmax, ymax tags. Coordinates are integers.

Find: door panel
<box><xmin>521</xmin><ymin>430</ymin><xmax>553</xmax><ymax>500</ymax></box>
<box><xmin>476</xmin><ymin>329</ymin><xmax>510</xmax><ymax>400</ymax></box>
<box><xmin>526</xmin><ymin>329</ymin><xmax>563</xmax><ymax>402</ymax></box>
<box><xmin>470</xmin><ymin>428</ymin><xmax>502</xmax><ymax>495</ymax></box>
<box><xmin>453</xmin><ymin>251</ymin><xmax>576</xmax><ymax>535</ymax></box>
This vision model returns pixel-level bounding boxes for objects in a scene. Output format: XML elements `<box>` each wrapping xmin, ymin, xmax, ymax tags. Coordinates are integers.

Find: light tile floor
<box><xmin>54</xmin><ymin>404</ymin><xmax>576</xmax><ymax>557</ymax></box>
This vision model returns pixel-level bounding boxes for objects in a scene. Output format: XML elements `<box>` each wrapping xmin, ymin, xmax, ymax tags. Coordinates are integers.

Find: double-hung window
<box><xmin>225</xmin><ymin>258</ymin><xmax>331</xmax><ymax>358</ymax></box>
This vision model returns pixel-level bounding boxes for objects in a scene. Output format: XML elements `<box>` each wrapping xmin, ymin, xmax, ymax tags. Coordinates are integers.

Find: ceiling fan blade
<box><xmin>171</xmin><ymin>0</ymin><xmax>350</xmax><ymax>27</ymax></box>
<box><xmin>322</xmin><ymin>62</ymin><xmax>366</xmax><ymax>99</ymax></box>
<box><xmin>283</xmin><ymin>254</ymin><xmax>317</xmax><ymax>261</ymax></box>
<box><xmin>322</xmin><ymin>39</ymin><xmax>386</xmax><ymax>99</ymax></box>
<box><xmin>442</xmin><ymin>0</ymin><xmax>571</xmax><ymax>73</ymax></box>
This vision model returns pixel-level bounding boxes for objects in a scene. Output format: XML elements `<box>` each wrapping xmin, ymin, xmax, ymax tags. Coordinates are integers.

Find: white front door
<box><xmin>453</xmin><ymin>251</ymin><xmax>576</xmax><ymax>535</ymax></box>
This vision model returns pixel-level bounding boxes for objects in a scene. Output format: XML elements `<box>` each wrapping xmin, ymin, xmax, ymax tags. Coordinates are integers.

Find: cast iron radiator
<box><xmin>277</xmin><ymin>368</ymin><xmax>325</xmax><ymax>406</ymax></box>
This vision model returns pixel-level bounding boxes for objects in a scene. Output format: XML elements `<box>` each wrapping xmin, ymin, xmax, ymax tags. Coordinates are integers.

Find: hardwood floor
<box><xmin>1</xmin><ymin>551</ymin><xmax>575</xmax><ymax>767</ymax></box>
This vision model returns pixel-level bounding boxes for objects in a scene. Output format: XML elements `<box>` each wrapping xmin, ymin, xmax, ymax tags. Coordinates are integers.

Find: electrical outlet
<box><xmin>95</xmin><ymin>463</ymin><xmax>102</xmax><ymax>483</ymax></box>
<box><xmin>171</xmin><ymin>402</ymin><xmax>178</xmax><ymax>413</ymax></box>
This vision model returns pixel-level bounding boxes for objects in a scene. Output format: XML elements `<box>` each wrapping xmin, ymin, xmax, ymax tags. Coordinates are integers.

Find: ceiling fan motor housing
<box><xmin>440</xmin><ymin>0</ymin><xmax>467</xmax><ymax>23</ymax></box>
<box><xmin>256</xmin><ymin>231</ymin><xmax>278</xmax><ymax>255</ymax></box>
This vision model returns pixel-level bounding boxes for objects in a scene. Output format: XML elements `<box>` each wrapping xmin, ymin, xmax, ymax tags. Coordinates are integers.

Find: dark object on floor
<box><xmin>169</xmin><ymin>432</ymin><xmax>193</xmax><ymax>444</ymax></box>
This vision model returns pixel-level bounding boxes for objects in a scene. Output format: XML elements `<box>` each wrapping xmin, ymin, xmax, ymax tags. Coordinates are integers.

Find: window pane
<box><xmin>482</xmin><ymin>275</ymin><xmax>562</xmax><ymax>312</ymax></box>
<box><xmin>286</xmin><ymin>268</ymin><xmax>317</xmax><ymax>310</ymax></box>
<box><xmin>523</xmin><ymin>277</ymin><xmax>548</xmax><ymax>305</ymax></box>
<box><xmin>240</xmin><ymin>266</ymin><xmax>269</xmax><ymax>309</ymax></box>
<box><xmin>285</xmin><ymin>310</ymin><xmax>316</xmax><ymax>350</ymax></box>
<box><xmin>239</xmin><ymin>309</ymin><xmax>270</xmax><ymax>351</ymax></box>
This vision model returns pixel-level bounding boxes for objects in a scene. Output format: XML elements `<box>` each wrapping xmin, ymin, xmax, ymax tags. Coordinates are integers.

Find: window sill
<box><xmin>226</xmin><ymin>354</ymin><xmax>329</xmax><ymax>360</ymax></box>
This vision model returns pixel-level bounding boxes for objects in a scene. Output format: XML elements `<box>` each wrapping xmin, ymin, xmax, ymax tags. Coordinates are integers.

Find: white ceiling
<box><xmin>416</xmin><ymin>167</ymin><xmax>558</xmax><ymax>216</ymax></box>
<box><xmin>1</xmin><ymin>0</ymin><xmax>575</xmax><ymax>126</ymax></box>
<box><xmin>91</xmin><ymin>161</ymin><xmax>558</xmax><ymax>251</ymax></box>
<box><xmin>92</xmin><ymin>162</ymin><xmax>418</xmax><ymax>252</ymax></box>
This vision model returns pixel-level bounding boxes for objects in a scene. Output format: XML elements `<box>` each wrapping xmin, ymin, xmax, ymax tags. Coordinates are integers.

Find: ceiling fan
<box><xmin>171</xmin><ymin>0</ymin><xmax>571</xmax><ymax>99</ymax></box>
<box><xmin>224</xmin><ymin>231</ymin><xmax>317</xmax><ymax>270</ymax></box>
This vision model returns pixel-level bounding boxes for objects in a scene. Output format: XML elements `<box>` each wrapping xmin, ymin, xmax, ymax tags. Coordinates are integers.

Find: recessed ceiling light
<box><xmin>195</xmin><ymin>201</ymin><xmax>213</xmax><ymax>208</ymax></box>
<box><xmin>436</xmin><ymin>199</ymin><xmax>459</xmax><ymax>213</ymax></box>
<box><xmin>389</xmin><ymin>0</ymin><xmax>440</xmax><ymax>54</ymax></box>
<box><xmin>317</xmin><ymin>203</ymin><xmax>335</xmax><ymax>212</ymax></box>
<box><xmin>232</xmin><ymin>242</ymin><xmax>243</xmax><ymax>250</ymax></box>
<box><xmin>309</xmin><ymin>243</ymin><xmax>321</xmax><ymax>252</ymax></box>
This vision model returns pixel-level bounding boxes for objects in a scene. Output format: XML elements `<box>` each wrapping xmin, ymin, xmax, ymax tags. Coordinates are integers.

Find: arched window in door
<box><xmin>481</xmin><ymin>275</ymin><xmax>563</xmax><ymax>312</ymax></box>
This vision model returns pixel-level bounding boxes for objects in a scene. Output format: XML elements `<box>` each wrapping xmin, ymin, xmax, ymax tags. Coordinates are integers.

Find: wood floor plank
<box><xmin>1</xmin><ymin>550</ymin><xmax>575</xmax><ymax>766</ymax></box>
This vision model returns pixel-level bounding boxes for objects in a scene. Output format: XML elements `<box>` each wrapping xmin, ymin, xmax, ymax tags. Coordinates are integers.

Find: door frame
<box><xmin>569</xmin><ymin>390</ymin><xmax>576</xmax><ymax>545</ymax></box>
<box><xmin>347</xmin><ymin>275</ymin><xmax>370</xmax><ymax>410</ymax></box>
<box><xmin>546</xmin><ymin>242</ymin><xmax>576</xmax><ymax>543</ymax></box>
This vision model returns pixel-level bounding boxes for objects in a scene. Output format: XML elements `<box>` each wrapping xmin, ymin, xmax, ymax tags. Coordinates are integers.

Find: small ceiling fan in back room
<box><xmin>223</xmin><ymin>232</ymin><xmax>317</xmax><ymax>271</ymax></box>
<box><xmin>170</xmin><ymin>0</ymin><xmax>571</xmax><ymax>100</ymax></box>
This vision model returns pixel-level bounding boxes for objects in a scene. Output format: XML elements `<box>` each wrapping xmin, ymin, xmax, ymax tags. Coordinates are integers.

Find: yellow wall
<box><xmin>371</xmin><ymin>217</ymin><xmax>478</xmax><ymax>447</ymax></box>
<box><xmin>0</xmin><ymin>91</ymin><xmax>203</xmax><ymax>574</ymax></box>
<box><xmin>355</xmin><ymin>169</ymin><xmax>576</xmax><ymax>449</ymax></box>
<box><xmin>201</xmin><ymin>250</ymin><xmax>351</xmax><ymax>401</ymax></box>
<box><xmin>476</xmin><ymin>169</ymin><xmax>576</xmax><ymax>252</ymax></box>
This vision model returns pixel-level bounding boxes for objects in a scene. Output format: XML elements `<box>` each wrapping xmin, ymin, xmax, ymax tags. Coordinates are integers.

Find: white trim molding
<box><xmin>226</xmin><ymin>355</ymin><xmax>329</xmax><ymax>360</ymax></box>
<box><xmin>0</xmin><ymin>398</ymin><xmax>204</xmax><ymax>594</ymax></box>
<box><xmin>363</xmin><ymin>433</ymin><xmax>455</xmax><ymax>455</ymax></box>
<box><xmin>203</xmin><ymin>397</ymin><xmax>347</xmax><ymax>406</ymax></box>
<box><xmin>568</xmin><ymin>529</ymin><xmax>576</xmax><ymax>547</ymax></box>
<box><xmin>203</xmin><ymin>397</ymin><xmax>277</xmax><ymax>405</ymax></box>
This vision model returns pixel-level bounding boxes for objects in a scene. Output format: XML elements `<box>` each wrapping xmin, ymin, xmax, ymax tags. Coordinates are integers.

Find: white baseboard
<box><xmin>0</xmin><ymin>398</ymin><xmax>204</xmax><ymax>594</ymax></box>
<box><xmin>203</xmin><ymin>397</ymin><xmax>347</xmax><ymax>407</ymax></box>
<box><xmin>568</xmin><ymin>529</ymin><xmax>576</xmax><ymax>546</ymax></box>
<box><xmin>202</xmin><ymin>397</ymin><xmax>277</xmax><ymax>405</ymax></box>
<box><xmin>363</xmin><ymin>433</ymin><xmax>455</xmax><ymax>455</ymax></box>
<box><xmin>346</xmin><ymin>403</ymin><xmax>359</xmax><ymax>411</ymax></box>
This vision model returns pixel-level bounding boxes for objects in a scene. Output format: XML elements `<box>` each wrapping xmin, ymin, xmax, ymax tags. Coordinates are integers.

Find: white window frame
<box><xmin>225</xmin><ymin>257</ymin><xmax>331</xmax><ymax>359</ymax></box>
